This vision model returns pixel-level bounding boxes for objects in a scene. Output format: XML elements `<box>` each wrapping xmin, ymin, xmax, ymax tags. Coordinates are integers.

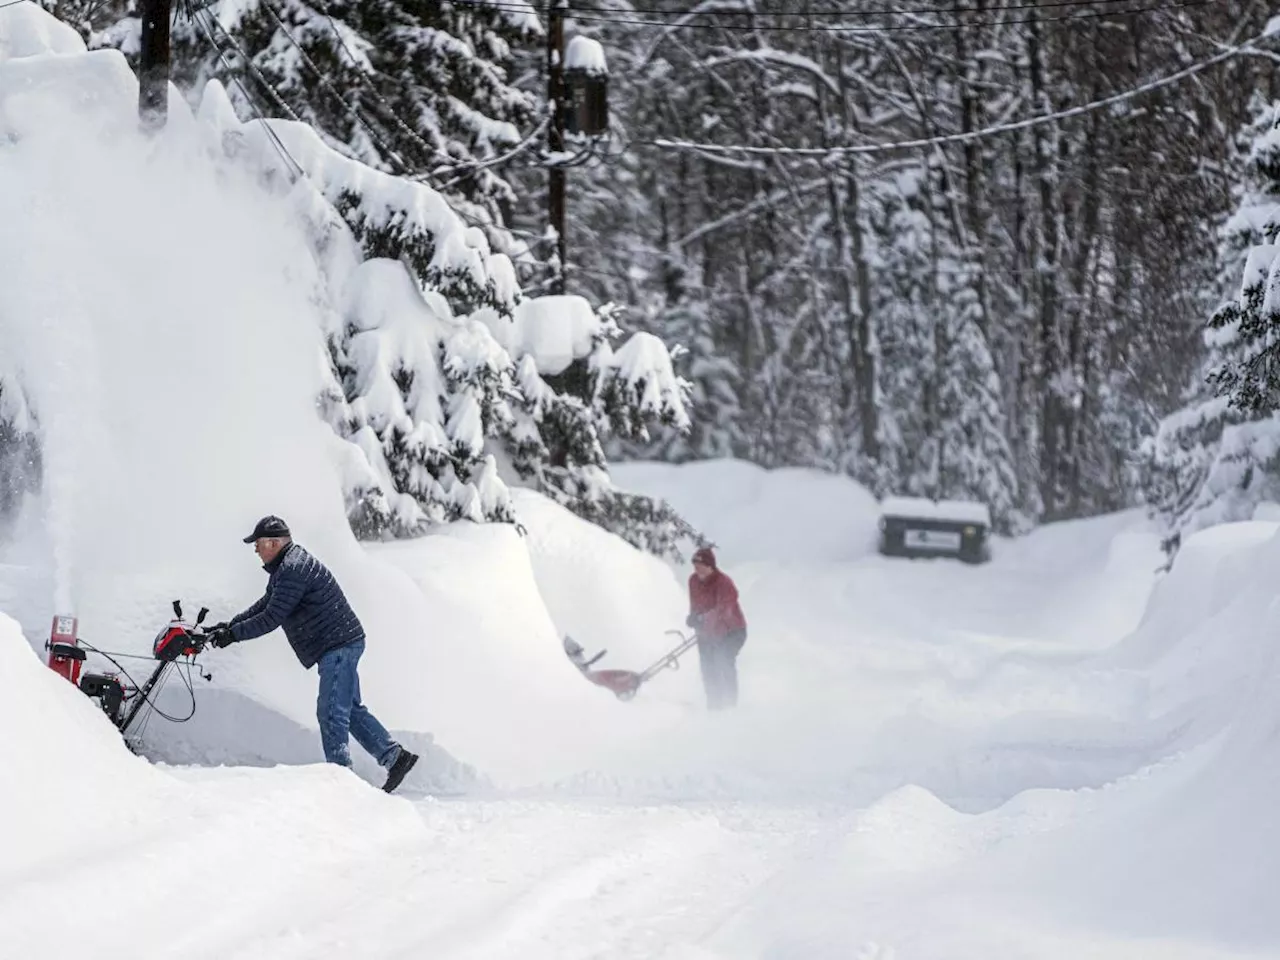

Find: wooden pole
<box><xmin>137</xmin><ymin>0</ymin><xmax>173</xmax><ymax>129</ymax></box>
<box><xmin>547</xmin><ymin>0</ymin><xmax>567</xmax><ymax>293</ymax></box>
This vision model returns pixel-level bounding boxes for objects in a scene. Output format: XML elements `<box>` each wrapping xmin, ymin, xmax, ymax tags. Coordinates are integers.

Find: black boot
<box><xmin>383</xmin><ymin>748</ymin><xmax>419</xmax><ymax>793</ymax></box>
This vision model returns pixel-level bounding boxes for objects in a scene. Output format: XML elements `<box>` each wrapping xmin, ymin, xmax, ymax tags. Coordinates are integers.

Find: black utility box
<box><xmin>878</xmin><ymin>496</ymin><xmax>992</xmax><ymax>564</ymax></box>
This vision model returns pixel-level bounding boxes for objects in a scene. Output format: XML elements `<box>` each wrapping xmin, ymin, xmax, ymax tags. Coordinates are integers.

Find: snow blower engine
<box><xmin>45</xmin><ymin>601</ymin><xmax>215</xmax><ymax>740</ymax></box>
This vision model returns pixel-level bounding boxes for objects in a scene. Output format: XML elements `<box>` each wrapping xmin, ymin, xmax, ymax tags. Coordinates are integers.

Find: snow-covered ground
<box><xmin>10</xmin><ymin>447</ymin><xmax>1280</xmax><ymax>958</ymax></box>
<box><xmin>3</xmin><ymin>6</ymin><xmax>1280</xmax><ymax>958</ymax></box>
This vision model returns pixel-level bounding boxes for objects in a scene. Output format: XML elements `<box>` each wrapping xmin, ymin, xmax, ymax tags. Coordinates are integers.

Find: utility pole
<box><xmin>547</xmin><ymin>0</ymin><xmax>567</xmax><ymax>294</ymax></box>
<box><xmin>137</xmin><ymin>0</ymin><xmax>173</xmax><ymax>130</ymax></box>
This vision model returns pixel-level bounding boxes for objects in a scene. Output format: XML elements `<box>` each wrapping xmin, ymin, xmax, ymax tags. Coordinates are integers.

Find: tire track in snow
<box><xmin>206</xmin><ymin>800</ymin><xmax>809</xmax><ymax>960</ymax></box>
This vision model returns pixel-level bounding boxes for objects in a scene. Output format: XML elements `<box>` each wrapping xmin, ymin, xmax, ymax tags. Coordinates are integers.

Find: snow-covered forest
<box><xmin>536</xmin><ymin>0</ymin><xmax>1278</xmax><ymax>535</ymax></box>
<box><xmin>6</xmin><ymin>0</ymin><xmax>1280</xmax><ymax>546</ymax></box>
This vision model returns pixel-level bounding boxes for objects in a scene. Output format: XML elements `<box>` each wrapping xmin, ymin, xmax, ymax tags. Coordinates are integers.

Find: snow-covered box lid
<box><xmin>879</xmin><ymin>496</ymin><xmax>991</xmax><ymax>527</ymax></box>
<box><xmin>565</xmin><ymin>36</ymin><xmax>608</xmax><ymax>76</ymax></box>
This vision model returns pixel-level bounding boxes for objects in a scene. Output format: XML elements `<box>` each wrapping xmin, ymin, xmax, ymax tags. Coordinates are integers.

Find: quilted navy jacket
<box><xmin>228</xmin><ymin>543</ymin><xmax>364</xmax><ymax>668</ymax></box>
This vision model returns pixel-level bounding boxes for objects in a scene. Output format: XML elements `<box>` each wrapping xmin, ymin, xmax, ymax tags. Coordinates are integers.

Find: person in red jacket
<box><xmin>686</xmin><ymin>545</ymin><xmax>747</xmax><ymax>709</ymax></box>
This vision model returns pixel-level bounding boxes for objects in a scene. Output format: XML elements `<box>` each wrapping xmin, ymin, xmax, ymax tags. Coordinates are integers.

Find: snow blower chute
<box><xmin>44</xmin><ymin>600</ymin><xmax>216</xmax><ymax>744</ymax></box>
<box><xmin>563</xmin><ymin>629</ymin><xmax>698</xmax><ymax>701</ymax></box>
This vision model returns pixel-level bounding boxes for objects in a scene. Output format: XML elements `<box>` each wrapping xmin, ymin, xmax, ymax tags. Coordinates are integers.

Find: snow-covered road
<box><xmin>15</xmin><ymin>467</ymin><xmax>1234</xmax><ymax>960</ymax></box>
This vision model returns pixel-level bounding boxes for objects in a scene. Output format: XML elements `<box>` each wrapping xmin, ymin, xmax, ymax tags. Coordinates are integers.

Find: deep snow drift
<box><xmin>0</xmin><ymin>2</ymin><xmax>688</xmax><ymax>790</ymax></box>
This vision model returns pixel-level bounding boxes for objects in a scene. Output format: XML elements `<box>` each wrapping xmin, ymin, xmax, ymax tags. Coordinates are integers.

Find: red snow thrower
<box><xmin>563</xmin><ymin>629</ymin><xmax>699</xmax><ymax>701</ymax></box>
<box><xmin>44</xmin><ymin>600</ymin><xmax>216</xmax><ymax>742</ymax></box>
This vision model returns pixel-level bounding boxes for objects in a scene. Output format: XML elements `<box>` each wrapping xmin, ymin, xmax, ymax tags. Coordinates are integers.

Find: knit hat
<box><xmin>692</xmin><ymin>546</ymin><xmax>717</xmax><ymax>568</ymax></box>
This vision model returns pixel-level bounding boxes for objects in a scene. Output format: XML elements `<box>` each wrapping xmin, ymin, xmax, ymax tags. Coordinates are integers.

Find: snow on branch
<box><xmin>596</xmin><ymin>331</ymin><xmax>692</xmax><ymax>438</ymax></box>
<box><xmin>261</xmin><ymin>119</ymin><xmax>519</xmax><ymax>317</ymax></box>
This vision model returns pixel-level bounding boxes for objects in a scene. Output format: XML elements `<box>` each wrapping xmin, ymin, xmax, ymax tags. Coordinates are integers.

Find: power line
<box><xmin>461</xmin><ymin>0</ymin><xmax>1199</xmax><ymax>19</ymax></box>
<box><xmin>0</xmin><ymin>0</ymin><xmax>30</xmax><ymax>10</ymax></box>
<box><xmin>429</xmin><ymin>115</ymin><xmax>551</xmax><ymax>189</ymax></box>
<box><xmin>195</xmin><ymin>4</ymin><xmax>545</xmax><ymax>269</ymax></box>
<box><xmin>262</xmin><ymin>0</ymin><xmax>543</xmax><ymax>186</ymax></box>
<box><xmin>200</xmin><ymin>9</ymin><xmax>302</xmax><ymax>124</ymax></box>
<box><xmin>258</xmin><ymin>0</ymin><xmax>413</xmax><ymax>174</ymax></box>
<box><xmin>471</xmin><ymin>0</ymin><xmax>1210</xmax><ymax>32</ymax></box>
<box><xmin>193</xmin><ymin>7</ymin><xmax>304</xmax><ymax>177</ymax></box>
<box><xmin>308</xmin><ymin>0</ymin><xmax>459</xmax><ymax>174</ymax></box>
<box><xmin>636</xmin><ymin>26</ymin><xmax>1260</xmax><ymax>157</ymax></box>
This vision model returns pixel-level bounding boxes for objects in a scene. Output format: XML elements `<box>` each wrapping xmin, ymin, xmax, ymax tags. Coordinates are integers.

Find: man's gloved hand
<box><xmin>207</xmin><ymin>626</ymin><xmax>236</xmax><ymax>649</ymax></box>
<box><xmin>686</xmin><ymin>612</ymin><xmax>703</xmax><ymax>628</ymax></box>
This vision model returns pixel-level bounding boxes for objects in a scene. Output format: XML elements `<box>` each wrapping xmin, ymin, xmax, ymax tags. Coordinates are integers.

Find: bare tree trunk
<box><xmin>845</xmin><ymin>165</ymin><xmax>881</xmax><ymax>465</ymax></box>
<box><xmin>954</xmin><ymin>0</ymin><xmax>990</xmax><ymax>337</ymax></box>
<box><xmin>1029</xmin><ymin>12</ymin><xmax>1064</xmax><ymax>520</ymax></box>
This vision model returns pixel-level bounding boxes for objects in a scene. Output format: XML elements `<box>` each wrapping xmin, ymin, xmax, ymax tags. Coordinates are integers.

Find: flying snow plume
<box><xmin>0</xmin><ymin>22</ymin><xmax>352</xmax><ymax>623</ymax></box>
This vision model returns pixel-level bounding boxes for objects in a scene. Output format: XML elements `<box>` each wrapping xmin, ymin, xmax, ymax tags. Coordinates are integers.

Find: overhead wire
<box><xmin>192</xmin><ymin>6</ymin><xmax>306</xmax><ymax>177</ymax></box>
<box><xmin>303</xmin><ymin>0</ymin><xmax>461</xmax><ymax>174</ymax></box>
<box><xmin>248</xmin><ymin>0</ymin><xmax>557</xmax><ymax>186</ymax></box>
<box><xmin>635</xmin><ymin>25</ymin><xmax>1264</xmax><ymax>157</ymax></box>
<box><xmin>467</xmin><ymin>0</ymin><xmax>1213</xmax><ymax>32</ymax></box>
<box><xmin>459</xmin><ymin>0</ymin><xmax>1206</xmax><ymax>17</ymax></box>
<box><xmin>192</xmin><ymin>2</ymin><xmax>555</xmax><ymax>276</ymax></box>
<box><xmin>258</xmin><ymin>0</ymin><xmax>413</xmax><ymax>174</ymax></box>
<box><xmin>55</xmin><ymin>0</ymin><xmax>1233</xmax><ymax>277</ymax></box>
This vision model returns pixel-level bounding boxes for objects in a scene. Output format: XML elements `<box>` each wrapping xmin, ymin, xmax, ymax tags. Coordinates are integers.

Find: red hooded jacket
<box><xmin>688</xmin><ymin>568</ymin><xmax>747</xmax><ymax>639</ymax></box>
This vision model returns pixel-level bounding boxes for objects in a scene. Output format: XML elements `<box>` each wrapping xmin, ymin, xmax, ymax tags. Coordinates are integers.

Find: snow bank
<box><xmin>0</xmin><ymin>615</ymin><xmax>439</xmax><ymax>959</ymax></box>
<box><xmin>0</xmin><ymin>3</ymin><xmax>713</xmax><ymax>802</ymax></box>
<box><xmin>613</xmin><ymin>458</ymin><xmax>881</xmax><ymax>563</ymax></box>
<box><xmin>925</xmin><ymin>518</ymin><xmax>1280</xmax><ymax>951</ymax></box>
<box><xmin>0</xmin><ymin>611</ymin><xmax>177</xmax><ymax>883</ymax></box>
<box><xmin>513</xmin><ymin>489</ymin><xmax>687</xmax><ymax>670</ymax></box>
<box><xmin>0</xmin><ymin>2</ymin><xmax>83</xmax><ymax>61</ymax></box>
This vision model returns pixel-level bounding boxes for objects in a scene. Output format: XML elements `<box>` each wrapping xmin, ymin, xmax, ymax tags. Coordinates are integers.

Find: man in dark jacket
<box><xmin>686</xmin><ymin>546</ymin><xmax>747</xmax><ymax>710</ymax></box>
<box><xmin>208</xmin><ymin>515</ymin><xmax>419</xmax><ymax>793</ymax></box>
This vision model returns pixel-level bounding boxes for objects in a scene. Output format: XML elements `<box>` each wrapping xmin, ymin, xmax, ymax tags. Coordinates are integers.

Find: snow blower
<box><xmin>563</xmin><ymin>629</ymin><xmax>699</xmax><ymax>701</ymax></box>
<box><xmin>45</xmin><ymin>600</ymin><xmax>216</xmax><ymax>743</ymax></box>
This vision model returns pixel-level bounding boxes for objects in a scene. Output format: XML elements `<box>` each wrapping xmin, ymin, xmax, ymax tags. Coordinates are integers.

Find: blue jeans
<box><xmin>316</xmin><ymin>639</ymin><xmax>400</xmax><ymax>768</ymax></box>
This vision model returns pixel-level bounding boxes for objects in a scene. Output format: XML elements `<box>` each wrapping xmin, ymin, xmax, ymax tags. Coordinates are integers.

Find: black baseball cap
<box><xmin>243</xmin><ymin>515</ymin><xmax>291</xmax><ymax>543</ymax></box>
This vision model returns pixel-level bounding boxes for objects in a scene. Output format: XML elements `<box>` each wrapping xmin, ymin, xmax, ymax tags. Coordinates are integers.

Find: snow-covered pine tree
<box><xmin>866</xmin><ymin>165</ymin><xmax>935</xmax><ymax>499</ymax></box>
<box><xmin>620</xmin><ymin>256</ymin><xmax>740</xmax><ymax>463</ymax></box>
<box><xmin>197</xmin><ymin>80</ymin><xmax>692</xmax><ymax>548</ymax></box>
<box><xmin>649</xmin><ymin>304</ymin><xmax>740</xmax><ymax>463</ymax></box>
<box><xmin>934</xmin><ymin>264</ymin><xmax>1021</xmax><ymax>533</ymax></box>
<box><xmin>77</xmin><ymin>0</ymin><xmax>539</xmax><ymax>241</ymax></box>
<box><xmin>485</xmin><ymin>294</ymin><xmax>698</xmax><ymax>558</ymax></box>
<box><xmin>1142</xmin><ymin>98</ymin><xmax>1280</xmax><ymax>551</ymax></box>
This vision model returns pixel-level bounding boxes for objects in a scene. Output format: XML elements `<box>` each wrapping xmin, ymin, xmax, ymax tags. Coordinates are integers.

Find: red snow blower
<box><xmin>563</xmin><ymin>629</ymin><xmax>699</xmax><ymax>701</ymax></box>
<box><xmin>45</xmin><ymin>600</ymin><xmax>216</xmax><ymax>742</ymax></box>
